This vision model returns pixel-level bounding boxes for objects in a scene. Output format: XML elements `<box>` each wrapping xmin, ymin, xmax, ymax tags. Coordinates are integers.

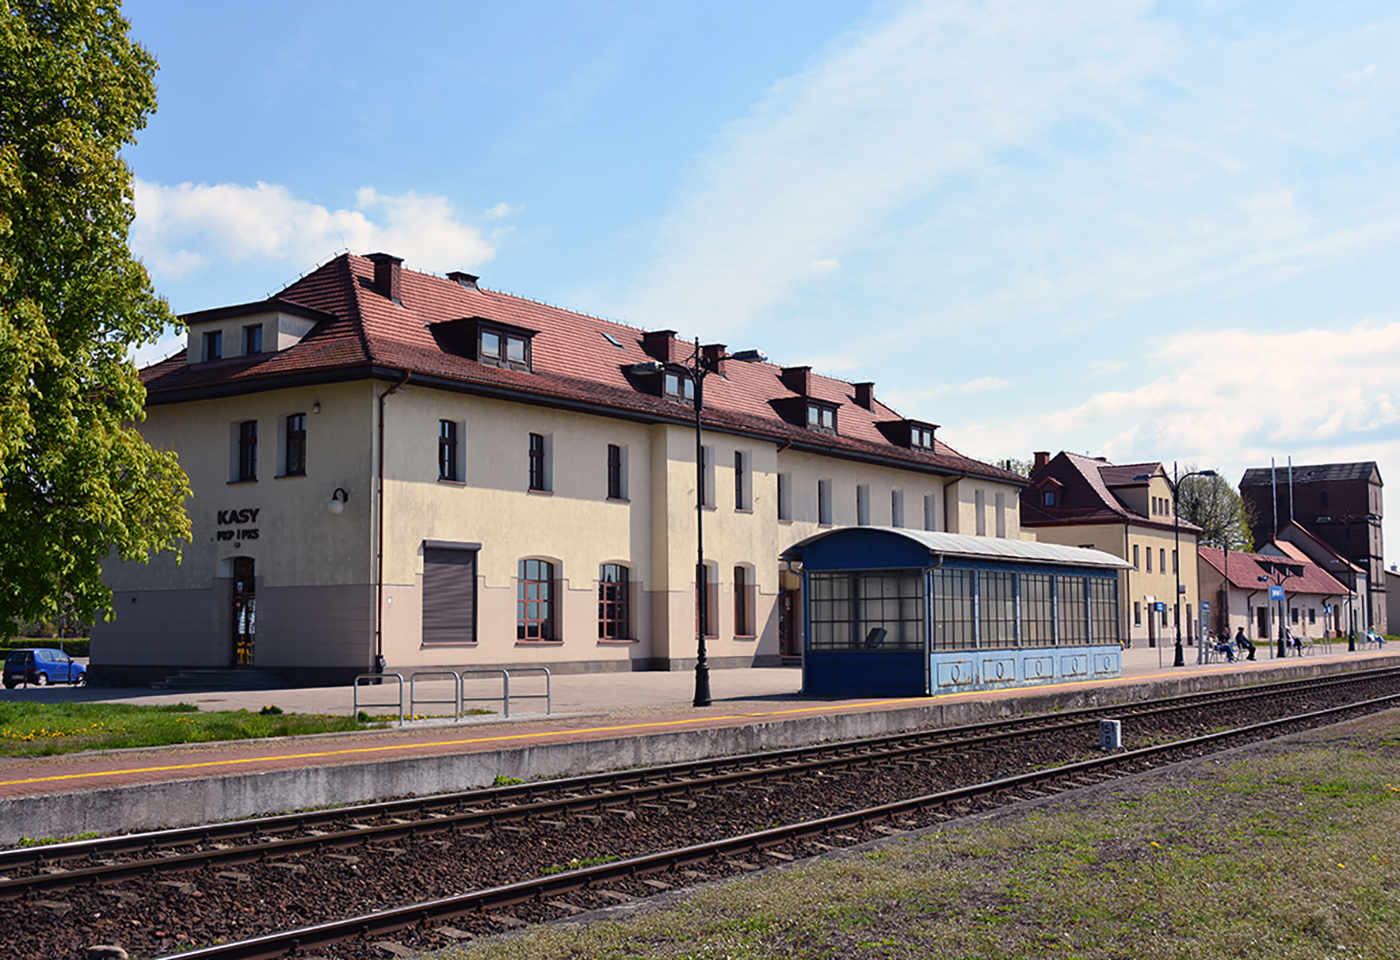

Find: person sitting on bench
<box><xmin>1213</xmin><ymin>634</ymin><xmax>1236</xmax><ymax>662</ymax></box>
<box><xmin>1234</xmin><ymin>627</ymin><xmax>1256</xmax><ymax>661</ymax></box>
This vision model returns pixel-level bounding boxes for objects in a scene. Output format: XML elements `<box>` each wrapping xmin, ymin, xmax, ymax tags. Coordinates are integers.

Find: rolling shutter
<box><xmin>422</xmin><ymin>546</ymin><xmax>478</xmax><ymax>645</ymax></box>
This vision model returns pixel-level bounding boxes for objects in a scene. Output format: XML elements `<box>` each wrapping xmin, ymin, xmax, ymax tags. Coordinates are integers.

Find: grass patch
<box><xmin>0</xmin><ymin>701</ymin><xmax>385</xmax><ymax>756</ymax></box>
<box><xmin>436</xmin><ymin>710</ymin><xmax>1400</xmax><ymax>960</ymax></box>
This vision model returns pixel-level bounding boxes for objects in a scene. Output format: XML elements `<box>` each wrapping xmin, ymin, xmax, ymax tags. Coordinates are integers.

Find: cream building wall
<box><xmin>96</xmin><ymin>375</ymin><xmax>1025</xmax><ymax>683</ymax></box>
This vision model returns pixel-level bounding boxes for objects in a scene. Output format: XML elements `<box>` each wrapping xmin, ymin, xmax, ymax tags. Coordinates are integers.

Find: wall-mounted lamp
<box><xmin>312</xmin><ymin>402</ymin><xmax>322</xmax><ymax>414</ymax></box>
<box><xmin>328</xmin><ymin>487</ymin><xmax>349</xmax><ymax>515</ymax></box>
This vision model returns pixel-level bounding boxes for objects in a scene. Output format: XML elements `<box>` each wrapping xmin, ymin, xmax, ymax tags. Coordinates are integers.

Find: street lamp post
<box><xmin>632</xmin><ymin>340</ymin><xmax>766</xmax><ymax>708</ymax></box>
<box><xmin>1138</xmin><ymin>464</ymin><xmax>1216</xmax><ymax>667</ymax></box>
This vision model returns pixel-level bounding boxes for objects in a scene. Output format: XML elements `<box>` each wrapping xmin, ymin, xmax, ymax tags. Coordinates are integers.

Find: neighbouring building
<box><xmin>1239</xmin><ymin>462</ymin><xmax>1385</xmax><ymax>633</ymax></box>
<box><xmin>92</xmin><ymin>252</ymin><xmax>1027</xmax><ymax>685</ymax></box>
<box><xmin>1197</xmin><ymin>545</ymin><xmax>1350</xmax><ymax>645</ymax></box>
<box><xmin>1269</xmin><ymin>521</ymin><xmax>1368</xmax><ymax>639</ymax></box>
<box><xmin>1020</xmin><ymin>452</ymin><xmax>1203</xmax><ymax>648</ymax></box>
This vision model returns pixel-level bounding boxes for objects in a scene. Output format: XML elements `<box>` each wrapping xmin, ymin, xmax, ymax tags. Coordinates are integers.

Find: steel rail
<box><xmin>156</xmin><ymin>690</ymin><xmax>1400</xmax><ymax>960</ymax></box>
<box><xmin>2</xmin><ymin>667</ymin><xmax>1394</xmax><ymax>887</ymax></box>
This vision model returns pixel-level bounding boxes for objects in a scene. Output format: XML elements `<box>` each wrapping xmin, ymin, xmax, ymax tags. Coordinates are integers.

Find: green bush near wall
<box><xmin>0</xmin><ymin>639</ymin><xmax>90</xmax><ymax>658</ymax></box>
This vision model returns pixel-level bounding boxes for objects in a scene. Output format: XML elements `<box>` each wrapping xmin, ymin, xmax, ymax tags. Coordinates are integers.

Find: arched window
<box><xmin>598</xmin><ymin>564</ymin><xmax>631</xmax><ymax>639</ymax></box>
<box><xmin>517</xmin><ymin>559</ymin><xmax>555</xmax><ymax>640</ymax></box>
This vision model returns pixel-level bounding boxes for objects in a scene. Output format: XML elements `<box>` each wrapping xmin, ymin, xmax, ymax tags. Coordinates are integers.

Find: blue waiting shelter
<box><xmin>780</xmin><ymin>527</ymin><xmax>1132</xmax><ymax>697</ymax></box>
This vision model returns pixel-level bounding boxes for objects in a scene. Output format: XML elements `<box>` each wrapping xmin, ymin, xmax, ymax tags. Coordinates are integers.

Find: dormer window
<box><xmin>1043</xmin><ymin>490</ymin><xmax>1057</xmax><ymax>507</ymax></box>
<box><xmin>243</xmin><ymin>324</ymin><xmax>263</xmax><ymax>355</ymax></box>
<box><xmin>203</xmin><ymin>330</ymin><xmax>222</xmax><ymax>362</ymax></box>
<box><xmin>807</xmin><ymin>401</ymin><xmax>837</xmax><ymax>434</ymax></box>
<box><xmin>910</xmin><ymin>423</ymin><xmax>936</xmax><ymax>450</ymax></box>
<box><xmin>479</xmin><ymin>327</ymin><xmax>531</xmax><ymax>372</ymax></box>
<box><xmin>663</xmin><ymin>370</ymin><xmax>695</xmax><ymax>403</ymax></box>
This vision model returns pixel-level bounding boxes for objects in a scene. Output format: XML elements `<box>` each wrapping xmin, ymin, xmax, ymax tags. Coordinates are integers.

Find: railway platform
<box><xmin>1</xmin><ymin>643</ymin><xmax>1395</xmax><ymax>845</ymax></box>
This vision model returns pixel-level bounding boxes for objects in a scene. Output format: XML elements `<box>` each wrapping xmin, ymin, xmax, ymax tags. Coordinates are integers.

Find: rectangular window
<box><xmin>979</xmin><ymin>571</ymin><xmax>1018</xmax><ymax>648</ymax></box>
<box><xmin>1146</xmin><ymin>548</ymin><xmax>1152</xmax><ymax>573</ymax></box>
<box><xmin>932</xmin><ymin>568</ymin><xmax>976</xmax><ymax>651</ymax></box>
<box><xmin>734</xmin><ymin>566</ymin><xmax>756</xmax><ymax>636</ymax></box>
<box><xmin>479</xmin><ymin>328</ymin><xmax>531</xmax><ymax>371</ymax></box>
<box><xmin>607</xmin><ymin>444</ymin><xmax>625</xmax><ymax>500</ymax></box>
<box><xmin>856</xmin><ymin>484</ymin><xmax>870</xmax><ymax>526</ymax></box>
<box><xmin>1290</xmin><ymin>606</ymin><xmax>1299</xmax><ymax>624</ymax></box>
<box><xmin>810</xmin><ymin>570</ymin><xmax>924</xmax><ymax>651</ymax></box>
<box><xmin>777</xmin><ymin>473</ymin><xmax>792</xmax><ymax>521</ymax></box>
<box><xmin>701</xmin><ymin>445</ymin><xmax>715</xmax><ymax>507</ymax></box>
<box><xmin>1057</xmin><ymin>576</ymin><xmax>1089</xmax><ymax>643</ymax></box>
<box><xmin>598</xmin><ymin>564</ymin><xmax>631</xmax><ymax>639</ymax></box>
<box><xmin>422</xmin><ymin>546</ymin><xmax>478</xmax><ymax>645</ymax></box>
<box><xmin>734</xmin><ymin>450</ymin><xmax>751</xmax><ymax>510</ymax></box>
<box><xmin>285</xmin><ymin>413</ymin><xmax>306</xmax><ymax>477</ymax></box>
<box><xmin>891</xmin><ymin>489</ymin><xmax>904</xmax><ymax>528</ymax></box>
<box><xmin>1021</xmin><ymin>573</ymin><xmax>1055</xmax><ymax>646</ymax></box>
<box><xmin>698</xmin><ymin>564</ymin><xmax>718</xmax><ymax>638</ymax></box>
<box><xmin>439</xmin><ymin>420</ymin><xmax>459</xmax><ymax>481</ymax></box>
<box><xmin>663</xmin><ymin>371</ymin><xmax>694</xmax><ymax>402</ymax></box>
<box><xmin>818</xmin><ymin>478</ymin><xmax>833</xmax><ymax>525</ymax></box>
<box><xmin>1172</xmin><ymin>549</ymin><xmax>1178</xmax><ymax>574</ymax></box>
<box><xmin>995</xmin><ymin>492</ymin><xmax>1006</xmax><ymax>538</ymax></box>
<box><xmin>243</xmin><ymin>324</ymin><xmax>263</xmax><ymax>355</ymax></box>
<box><xmin>528</xmin><ymin>432</ymin><xmax>548</xmax><ymax>491</ymax></box>
<box><xmin>1089</xmin><ymin>578</ymin><xmax>1119</xmax><ymax>644</ymax></box>
<box><xmin>1134</xmin><ymin>600</ymin><xmax>1142</xmax><ymax>627</ymax></box>
<box><xmin>517</xmin><ymin>558</ymin><xmax>555</xmax><ymax>640</ymax></box>
<box><xmin>975</xmin><ymin>489</ymin><xmax>987</xmax><ymax>536</ymax></box>
<box><xmin>1133</xmin><ymin>544</ymin><xmax>1140</xmax><ymax>568</ymax></box>
<box><xmin>1160</xmin><ymin>548</ymin><xmax>1166</xmax><ymax>573</ymax></box>
<box><xmin>203</xmin><ymin>330</ymin><xmax>222</xmax><ymax>362</ymax></box>
<box><xmin>924</xmin><ymin>493</ymin><xmax>937</xmax><ymax>531</ymax></box>
<box><xmin>1309</xmin><ymin>608</ymin><xmax>1316</xmax><ymax>624</ymax></box>
<box><xmin>806</xmin><ymin>403</ymin><xmax>837</xmax><ymax>433</ymax></box>
<box><xmin>237</xmin><ymin>420</ymin><xmax>257</xmax><ymax>482</ymax></box>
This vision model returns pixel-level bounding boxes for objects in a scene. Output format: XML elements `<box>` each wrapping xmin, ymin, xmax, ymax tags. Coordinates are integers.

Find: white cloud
<box><xmin>810</xmin><ymin>258</ymin><xmax>841</xmax><ymax>273</ymax></box>
<box><xmin>131</xmin><ymin>180</ymin><xmax>500</xmax><ymax>283</ymax></box>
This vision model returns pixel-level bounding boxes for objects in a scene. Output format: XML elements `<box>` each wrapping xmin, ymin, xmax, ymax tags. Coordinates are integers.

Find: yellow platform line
<box><xmin>0</xmin><ymin>669</ymin><xmax>1159</xmax><ymax>789</ymax></box>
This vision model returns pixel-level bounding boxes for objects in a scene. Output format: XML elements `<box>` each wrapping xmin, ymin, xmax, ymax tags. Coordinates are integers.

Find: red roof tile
<box><xmin>142</xmin><ymin>254</ymin><xmax>1017</xmax><ymax>483</ymax></box>
<box><xmin>1198</xmin><ymin>546</ymin><xmax>1350</xmax><ymax>596</ymax></box>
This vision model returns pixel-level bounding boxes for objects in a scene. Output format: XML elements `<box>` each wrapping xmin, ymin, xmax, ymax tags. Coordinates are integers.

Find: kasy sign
<box><xmin>216</xmin><ymin>508</ymin><xmax>260</xmax><ymax>542</ymax></box>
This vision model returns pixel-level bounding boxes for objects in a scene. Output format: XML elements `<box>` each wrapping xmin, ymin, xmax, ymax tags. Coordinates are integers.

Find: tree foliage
<box><xmin>0</xmin><ymin>0</ymin><xmax>190</xmax><ymax>633</ymax></box>
<box><xmin>1176</xmin><ymin>468</ymin><xmax>1255</xmax><ymax>552</ymax></box>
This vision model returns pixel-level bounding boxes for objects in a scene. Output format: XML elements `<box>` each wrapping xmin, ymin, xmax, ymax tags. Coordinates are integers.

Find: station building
<box><xmin>92</xmin><ymin>253</ymin><xmax>1027</xmax><ymax>685</ymax></box>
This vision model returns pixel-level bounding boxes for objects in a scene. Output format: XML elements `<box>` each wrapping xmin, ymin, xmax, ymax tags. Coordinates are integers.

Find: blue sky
<box><xmin>122</xmin><ymin>0</ymin><xmax>1400</xmax><ymax>563</ymax></box>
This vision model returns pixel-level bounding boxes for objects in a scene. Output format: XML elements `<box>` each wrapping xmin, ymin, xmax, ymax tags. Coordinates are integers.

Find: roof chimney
<box><xmin>366</xmin><ymin>252</ymin><xmax>403</xmax><ymax>303</ymax></box>
<box><xmin>702</xmin><ymin>343</ymin><xmax>727</xmax><ymax>375</ymax></box>
<box><xmin>641</xmin><ymin>329</ymin><xmax>679</xmax><ymax>363</ymax></box>
<box><xmin>853</xmin><ymin>382</ymin><xmax>874</xmax><ymax>410</ymax></box>
<box><xmin>781</xmin><ymin>366</ymin><xmax>812</xmax><ymax>396</ymax></box>
<box><xmin>1034</xmin><ymin>451</ymin><xmax>1051</xmax><ymax>472</ymax></box>
<box><xmin>447</xmin><ymin>271</ymin><xmax>479</xmax><ymax>290</ymax></box>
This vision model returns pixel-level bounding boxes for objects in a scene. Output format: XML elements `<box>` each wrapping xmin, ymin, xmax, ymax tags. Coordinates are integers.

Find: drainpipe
<box><xmin>375</xmin><ymin>371</ymin><xmax>411</xmax><ymax>672</ymax></box>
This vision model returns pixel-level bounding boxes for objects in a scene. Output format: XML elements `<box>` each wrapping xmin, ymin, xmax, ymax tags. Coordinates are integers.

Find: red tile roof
<box><xmin>1020</xmin><ymin>451</ymin><xmax>1199</xmax><ymax>533</ymax></box>
<box><xmin>142</xmin><ymin>254</ymin><xmax>1019</xmax><ymax>483</ymax></box>
<box><xmin>1198</xmin><ymin>546</ymin><xmax>1350</xmax><ymax>596</ymax></box>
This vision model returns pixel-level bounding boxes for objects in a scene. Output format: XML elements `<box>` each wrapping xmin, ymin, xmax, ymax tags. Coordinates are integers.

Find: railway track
<box><xmin>8</xmin><ymin>668</ymin><xmax>1400</xmax><ymax>959</ymax></box>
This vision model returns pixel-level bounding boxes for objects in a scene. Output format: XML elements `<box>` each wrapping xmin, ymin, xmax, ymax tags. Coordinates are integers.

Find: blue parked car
<box><xmin>3</xmin><ymin>648</ymin><xmax>87</xmax><ymax>688</ymax></box>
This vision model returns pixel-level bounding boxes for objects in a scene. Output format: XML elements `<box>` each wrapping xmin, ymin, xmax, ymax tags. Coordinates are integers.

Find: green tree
<box><xmin>1176</xmin><ymin>469</ymin><xmax>1254</xmax><ymax>552</ymax></box>
<box><xmin>0</xmin><ymin>0</ymin><xmax>190</xmax><ymax>635</ymax></box>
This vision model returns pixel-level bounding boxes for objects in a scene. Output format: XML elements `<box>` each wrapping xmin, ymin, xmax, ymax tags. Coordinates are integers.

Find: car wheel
<box><xmin>35</xmin><ymin>673</ymin><xmax>49</xmax><ymax>686</ymax></box>
<box><xmin>3</xmin><ymin>681</ymin><xmax>15</xmax><ymax>689</ymax></box>
<box><xmin>74</xmin><ymin>673</ymin><xmax>87</xmax><ymax>687</ymax></box>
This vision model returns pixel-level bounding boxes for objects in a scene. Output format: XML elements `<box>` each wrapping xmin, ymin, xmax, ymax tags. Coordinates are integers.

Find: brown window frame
<box><xmin>285</xmin><ymin>413</ymin><xmax>306</xmax><ymax>477</ymax></box>
<box><xmin>439</xmin><ymin>420</ymin><xmax>459</xmax><ymax>481</ymax></box>
<box><xmin>517</xmin><ymin>558</ymin><xmax>555</xmax><ymax>641</ymax></box>
<box><xmin>598</xmin><ymin>563</ymin><xmax>631</xmax><ymax>639</ymax></box>
<box><xmin>528</xmin><ymin>432</ymin><xmax>547</xmax><ymax>491</ymax></box>
<box><xmin>237</xmin><ymin>420</ymin><xmax>258</xmax><ymax>482</ymax></box>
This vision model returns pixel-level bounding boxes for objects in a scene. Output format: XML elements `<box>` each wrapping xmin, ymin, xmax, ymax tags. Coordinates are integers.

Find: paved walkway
<box><xmin>0</xmin><ymin>641</ymin><xmax>1389</xmax><ymax>807</ymax></box>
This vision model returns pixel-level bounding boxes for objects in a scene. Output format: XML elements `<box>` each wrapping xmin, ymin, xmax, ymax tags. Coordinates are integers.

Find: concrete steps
<box><xmin>152</xmin><ymin>669</ymin><xmax>288</xmax><ymax>691</ymax></box>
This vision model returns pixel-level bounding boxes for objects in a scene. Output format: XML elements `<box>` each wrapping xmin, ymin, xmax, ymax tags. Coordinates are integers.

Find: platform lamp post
<box><xmin>632</xmin><ymin>340</ymin><xmax>766</xmax><ymax>707</ymax></box>
<box><xmin>1137</xmin><ymin>464</ymin><xmax>1216</xmax><ymax>667</ymax></box>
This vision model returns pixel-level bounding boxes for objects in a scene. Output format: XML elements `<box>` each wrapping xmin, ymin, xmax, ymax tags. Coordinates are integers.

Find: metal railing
<box><xmin>353</xmin><ymin>673</ymin><xmax>404</xmax><ymax>726</ymax></box>
<box><xmin>353</xmin><ymin>667</ymin><xmax>551</xmax><ymax>724</ymax></box>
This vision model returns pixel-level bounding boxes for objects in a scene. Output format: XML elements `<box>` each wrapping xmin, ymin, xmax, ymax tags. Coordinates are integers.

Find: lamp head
<box><xmin>328</xmin><ymin>487</ymin><xmax>349</xmax><ymax>515</ymax></box>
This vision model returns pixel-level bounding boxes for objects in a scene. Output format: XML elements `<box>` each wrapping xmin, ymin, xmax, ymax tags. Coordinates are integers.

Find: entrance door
<box><xmin>778</xmin><ymin>590</ymin><xmax>800</xmax><ymax>658</ymax></box>
<box><xmin>232</xmin><ymin>557</ymin><xmax>256</xmax><ymax>667</ymax></box>
<box><xmin>1255</xmin><ymin>606</ymin><xmax>1268</xmax><ymax>642</ymax></box>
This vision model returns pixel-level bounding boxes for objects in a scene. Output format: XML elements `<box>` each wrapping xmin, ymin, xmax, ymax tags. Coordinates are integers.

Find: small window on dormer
<box><xmin>807</xmin><ymin>403</ymin><xmax>837</xmax><ymax>434</ymax></box>
<box><xmin>243</xmin><ymin>324</ymin><xmax>263</xmax><ymax>355</ymax></box>
<box><xmin>203</xmin><ymin>330</ymin><xmax>222</xmax><ymax>362</ymax></box>
<box><xmin>663</xmin><ymin>371</ymin><xmax>695</xmax><ymax>403</ymax></box>
<box><xmin>1043</xmin><ymin>490</ymin><xmax>1056</xmax><ymax>507</ymax></box>
<box><xmin>910</xmin><ymin>424</ymin><xmax>935</xmax><ymax>450</ymax></box>
<box><xmin>478</xmin><ymin>327</ymin><xmax>532</xmax><ymax>372</ymax></box>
